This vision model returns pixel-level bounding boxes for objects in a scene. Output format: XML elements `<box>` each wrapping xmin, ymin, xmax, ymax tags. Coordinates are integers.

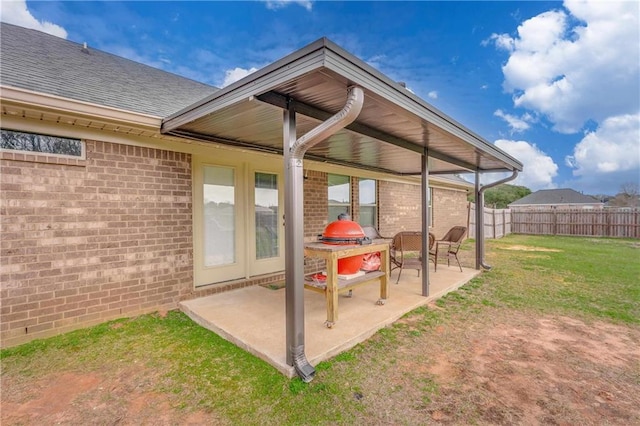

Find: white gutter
<box><xmin>0</xmin><ymin>85</ymin><xmax>162</xmax><ymax>130</ymax></box>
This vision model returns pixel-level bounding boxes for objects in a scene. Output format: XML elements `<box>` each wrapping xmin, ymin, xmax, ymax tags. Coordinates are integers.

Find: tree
<box><xmin>468</xmin><ymin>184</ymin><xmax>532</xmax><ymax>209</ymax></box>
<box><xmin>608</xmin><ymin>182</ymin><xmax>640</xmax><ymax>207</ymax></box>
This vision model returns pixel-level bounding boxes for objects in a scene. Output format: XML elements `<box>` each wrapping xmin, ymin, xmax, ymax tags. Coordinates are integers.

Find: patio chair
<box><xmin>429</xmin><ymin>226</ymin><xmax>467</xmax><ymax>272</ymax></box>
<box><xmin>390</xmin><ymin>231</ymin><xmax>435</xmax><ymax>283</ymax></box>
<box><xmin>362</xmin><ymin>226</ymin><xmax>389</xmax><ymax>241</ymax></box>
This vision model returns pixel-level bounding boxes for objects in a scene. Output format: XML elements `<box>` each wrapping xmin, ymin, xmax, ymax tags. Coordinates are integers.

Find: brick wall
<box><xmin>350</xmin><ymin>176</ymin><xmax>359</xmax><ymax>221</ymax></box>
<box><xmin>378</xmin><ymin>180</ymin><xmax>422</xmax><ymax>236</ymax></box>
<box><xmin>0</xmin><ymin>140</ymin><xmax>193</xmax><ymax>347</ymax></box>
<box><xmin>0</xmin><ymin>144</ymin><xmax>471</xmax><ymax>348</ymax></box>
<box><xmin>303</xmin><ymin>170</ymin><xmax>327</xmax><ymax>272</ymax></box>
<box><xmin>378</xmin><ymin>180</ymin><xmax>469</xmax><ymax>238</ymax></box>
<box><xmin>431</xmin><ymin>187</ymin><xmax>470</xmax><ymax>238</ymax></box>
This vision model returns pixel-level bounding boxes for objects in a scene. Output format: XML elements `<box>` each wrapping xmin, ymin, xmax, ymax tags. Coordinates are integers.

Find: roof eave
<box><xmin>1</xmin><ymin>85</ymin><xmax>162</xmax><ymax>130</ymax></box>
<box><xmin>161</xmin><ymin>37</ymin><xmax>523</xmax><ymax>173</ymax></box>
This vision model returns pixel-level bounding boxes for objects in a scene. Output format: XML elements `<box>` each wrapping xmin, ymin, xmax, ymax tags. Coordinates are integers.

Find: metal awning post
<box><xmin>283</xmin><ymin>99</ymin><xmax>312</xmax><ymax>379</ymax></box>
<box><xmin>421</xmin><ymin>148</ymin><xmax>430</xmax><ymax>296</ymax></box>
<box><xmin>475</xmin><ymin>170</ymin><xmax>518</xmax><ymax>270</ymax></box>
<box><xmin>475</xmin><ymin>171</ymin><xmax>483</xmax><ymax>270</ymax></box>
<box><xmin>283</xmin><ymin>86</ymin><xmax>364</xmax><ymax>382</ymax></box>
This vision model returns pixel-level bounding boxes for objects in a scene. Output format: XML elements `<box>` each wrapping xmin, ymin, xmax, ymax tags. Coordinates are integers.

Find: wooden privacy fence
<box><xmin>511</xmin><ymin>208</ymin><xmax>640</xmax><ymax>238</ymax></box>
<box><xmin>467</xmin><ymin>203</ymin><xmax>511</xmax><ymax>239</ymax></box>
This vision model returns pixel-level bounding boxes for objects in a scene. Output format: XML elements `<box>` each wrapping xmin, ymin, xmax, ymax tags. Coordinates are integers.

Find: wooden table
<box><xmin>303</xmin><ymin>240</ymin><xmax>390</xmax><ymax>328</ymax></box>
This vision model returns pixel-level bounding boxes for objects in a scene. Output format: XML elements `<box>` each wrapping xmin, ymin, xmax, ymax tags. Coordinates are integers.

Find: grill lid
<box><xmin>318</xmin><ymin>219</ymin><xmax>371</xmax><ymax>245</ymax></box>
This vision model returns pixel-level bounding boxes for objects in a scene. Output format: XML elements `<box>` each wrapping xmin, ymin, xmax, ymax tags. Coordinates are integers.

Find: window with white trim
<box><xmin>1</xmin><ymin>129</ymin><xmax>83</xmax><ymax>157</ymax></box>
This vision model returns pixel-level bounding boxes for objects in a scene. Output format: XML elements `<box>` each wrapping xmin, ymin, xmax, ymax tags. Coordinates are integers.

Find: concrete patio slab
<box><xmin>179</xmin><ymin>264</ymin><xmax>481</xmax><ymax>377</ymax></box>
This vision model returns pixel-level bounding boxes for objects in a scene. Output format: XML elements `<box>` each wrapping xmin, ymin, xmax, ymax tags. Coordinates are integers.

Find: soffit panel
<box><xmin>164</xmin><ymin>42</ymin><xmax>522</xmax><ymax>175</ymax></box>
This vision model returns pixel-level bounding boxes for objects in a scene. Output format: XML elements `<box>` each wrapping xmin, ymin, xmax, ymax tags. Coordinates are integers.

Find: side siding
<box><xmin>0</xmin><ymin>140</ymin><xmax>193</xmax><ymax>347</ymax></box>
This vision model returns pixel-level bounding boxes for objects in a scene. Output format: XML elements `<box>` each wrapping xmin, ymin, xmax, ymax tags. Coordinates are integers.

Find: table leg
<box><xmin>325</xmin><ymin>255</ymin><xmax>339</xmax><ymax>328</ymax></box>
<box><xmin>379</xmin><ymin>247</ymin><xmax>389</xmax><ymax>301</ymax></box>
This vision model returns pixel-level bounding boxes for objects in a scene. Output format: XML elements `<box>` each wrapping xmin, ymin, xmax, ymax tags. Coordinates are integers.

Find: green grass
<box><xmin>481</xmin><ymin>235</ymin><xmax>640</xmax><ymax>324</ymax></box>
<box><xmin>2</xmin><ymin>235</ymin><xmax>638</xmax><ymax>424</ymax></box>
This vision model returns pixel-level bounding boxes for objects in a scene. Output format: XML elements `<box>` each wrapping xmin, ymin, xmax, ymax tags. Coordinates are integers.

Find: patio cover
<box><xmin>161</xmin><ymin>38</ymin><xmax>523</xmax><ymax>381</ymax></box>
<box><xmin>162</xmin><ymin>38</ymin><xmax>522</xmax><ymax>176</ymax></box>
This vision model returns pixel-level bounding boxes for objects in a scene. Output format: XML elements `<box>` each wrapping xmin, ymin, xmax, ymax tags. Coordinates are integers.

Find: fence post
<box><xmin>467</xmin><ymin>202</ymin><xmax>471</xmax><ymax>238</ymax></box>
<box><xmin>503</xmin><ymin>209</ymin><xmax>506</xmax><ymax>237</ymax></box>
<box><xmin>492</xmin><ymin>209</ymin><xmax>497</xmax><ymax>239</ymax></box>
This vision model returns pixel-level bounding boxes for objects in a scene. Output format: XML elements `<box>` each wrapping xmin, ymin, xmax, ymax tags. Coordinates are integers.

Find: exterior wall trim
<box><xmin>1</xmin><ymin>85</ymin><xmax>161</xmax><ymax>129</ymax></box>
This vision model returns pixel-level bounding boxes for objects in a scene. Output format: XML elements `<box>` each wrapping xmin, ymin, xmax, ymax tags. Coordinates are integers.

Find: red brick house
<box><xmin>1</xmin><ymin>22</ymin><xmax>521</xmax><ymax>363</ymax></box>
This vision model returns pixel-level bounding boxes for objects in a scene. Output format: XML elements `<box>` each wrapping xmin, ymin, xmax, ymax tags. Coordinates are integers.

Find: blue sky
<box><xmin>2</xmin><ymin>0</ymin><xmax>639</xmax><ymax>196</ymax></box>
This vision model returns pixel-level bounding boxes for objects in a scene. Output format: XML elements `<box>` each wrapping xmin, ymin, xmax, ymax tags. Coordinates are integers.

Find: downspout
<box><xmin>285</xmin><ymin>85</ymin><xmax>364</xmax><ymax>382</ymax></box>
<box><xmin>475</xmin><ymin>170</ymin><xmax>518</xmax><ymax>270</ymax></box>
<box><xmin>290</xmin><ymin>86</ymin><xmax>365</xmax><ymax>159</ymax></box>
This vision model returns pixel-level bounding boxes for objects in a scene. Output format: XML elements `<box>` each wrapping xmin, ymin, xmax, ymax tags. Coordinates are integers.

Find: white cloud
<box><xmin>427</xmin><ymin>91</ymin><xmax>438</xmax><ymax>100</ymax></box>
<box><xmin>565</xmin><ymin>113</ymin><xmax>640</xmax><ymax>176</ymax></box>
<box><xmin>489</xmin><ymin>0</ymin><xmax>639</xmax><ymax>134</ymax></box>
<box><xmin>495</xmin><ymin>139</ymin><xmax>558</xmax><ymax>190</ymax></box>
<box><xmin>494</xmin><ymin>109</ymin><xmax>532</xmax><ymax>133</ymax></box>
<box><xmin>263</xmin><ymin>0</ymin><xmax>313</xmax><ymax>11</ymax></box>
<box><xmin>0</xmin><ymin>0</ymin><xmax>67</xmax><ymax>38</ymax></box>
<box><xmin>222</xmin><ymin>67</ymin><xmax>259</xmax><ymax>87</ymax></box>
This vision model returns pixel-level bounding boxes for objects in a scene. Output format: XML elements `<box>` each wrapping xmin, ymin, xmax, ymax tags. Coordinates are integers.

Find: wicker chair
<box><xmin>389</xmin><ymin>231</ymin><xmax>435</xmax><ymax>283</ymax></box>
<box><xmin>429</xmin><ymin>226</ymin><xmax>467</xmax><ymax>272</ymax></box>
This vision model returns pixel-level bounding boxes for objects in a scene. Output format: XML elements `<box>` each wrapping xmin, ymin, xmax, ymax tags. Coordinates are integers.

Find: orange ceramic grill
<box><xmin>318</xmin><ymin>219</ymin><xmax>371</xmax><ymax>274</ymax></box>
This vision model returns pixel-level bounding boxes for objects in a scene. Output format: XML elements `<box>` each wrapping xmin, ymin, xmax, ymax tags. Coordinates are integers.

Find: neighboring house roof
<box><xmin>509</xmin><ymin>188</ymin><xmax>601</xmax><ymax>206</ymax></box>
<box><xmin>0</xmin><ymin>23</ymin><xmax>218</xmax><ymax>117</ymax></box>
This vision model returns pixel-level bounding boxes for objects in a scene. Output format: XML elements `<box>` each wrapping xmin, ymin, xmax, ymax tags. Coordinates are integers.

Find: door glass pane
<box><xmin>255</xmin><ymin>172</ymin><xmax>279</xmax><ymax>260</ymax></box>
<box><xmin>203</xmin><ymin>166</ymin><xmax>235</xmax><ymax>267</ymax></box>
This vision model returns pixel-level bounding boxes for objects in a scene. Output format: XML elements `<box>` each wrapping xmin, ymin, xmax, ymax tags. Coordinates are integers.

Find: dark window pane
<box><xmin>1</xmin><ymin>129</ymin><xmax>82</xmax><ymax>157</ymax></box>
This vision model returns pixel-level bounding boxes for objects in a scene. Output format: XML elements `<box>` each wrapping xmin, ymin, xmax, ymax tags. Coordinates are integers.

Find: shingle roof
<box><xmin>0</xmin><ymin>23</ymin><xmax>218</xmax><ymax>117</ymax></box>
<box><xmin>509</xmin><ymin>188</ymin><xmax>600</xmax><ymax>206</ymax></box>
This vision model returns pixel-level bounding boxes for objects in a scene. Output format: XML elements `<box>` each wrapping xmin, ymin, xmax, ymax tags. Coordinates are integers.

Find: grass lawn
<box><xmin>2</xmin><ymin>235</ymin><xmax>639</xmax><ymax>424</ymax></box>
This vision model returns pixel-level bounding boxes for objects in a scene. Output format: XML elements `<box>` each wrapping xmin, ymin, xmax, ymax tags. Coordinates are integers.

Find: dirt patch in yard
<box><xmin>2</xmin><ymin>311</ymin><xmax>638</xmax><ymax>424</ymax></box>
<box><xmin>355</xmin><ymin>309</ymin><xmax>640</xmax><ymax>425</ymax></box>
<box><xmin>1</xmin><ymin>366</ymin><xmax>226</xmax><ymax>425</ymax></box>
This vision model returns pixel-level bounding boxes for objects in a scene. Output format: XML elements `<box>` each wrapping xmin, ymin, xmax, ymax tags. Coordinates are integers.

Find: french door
<box><xmin>194</xmin><ymin>159</ymin><xmax>284</xmax><ymax>287</ymax></box>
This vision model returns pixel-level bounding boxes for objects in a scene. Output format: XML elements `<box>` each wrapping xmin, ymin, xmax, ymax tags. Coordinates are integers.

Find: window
<box><xmin>1</xmin><ymin>129</ymin><xmax>83</xmax><ymax>157</ymax></box>
<box><xmin>359</xmin><ymin>178</ymin><xmax>377</xmax><ymax>227</ymax></box>
<box><xmin>328</xmin><ymin>174</ymin><xmax>351</xmax><ymax>222</ymax></box>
